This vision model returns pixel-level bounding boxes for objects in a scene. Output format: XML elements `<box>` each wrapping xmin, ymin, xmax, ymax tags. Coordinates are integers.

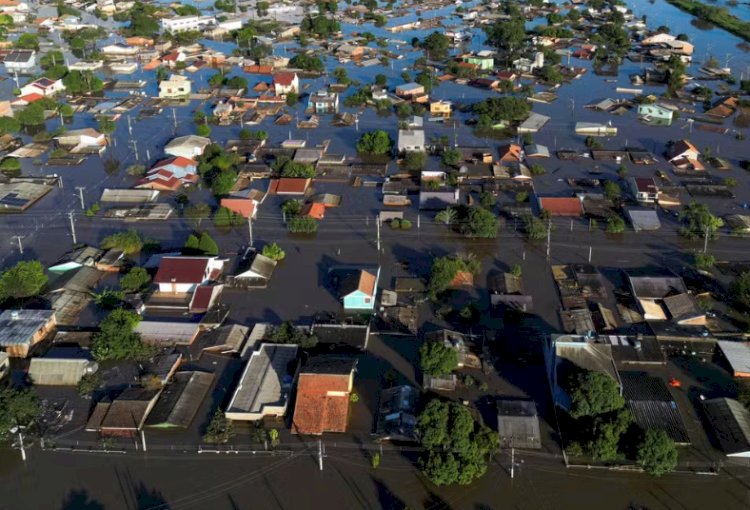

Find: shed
<box><xmin>704</xmin><ymin>398</ymin><xmax>750</xmax><ymax>457</ymax></box>
<box><xmin>28</xmin><ymin>353</ymin><xmax>98</xmax><ymax>386</ymax></box>
<box><xmin>626</xmin><ymin>208</ymin><xmax>661</xmax><ymax>232</ymax></box>
<box><xmin>145</xmin><ymin>371</ymin><xmax>214</xmax><ymax>428</ymax></box>
<box><xmin>497</xmin><ymin>399</ymin><xmax>542</xmax><ymax>449</ymax></box>
<box><xmin>718</xmin><ymin>341</ymin><xmax>750</xmax><ymax>378</ymax></box>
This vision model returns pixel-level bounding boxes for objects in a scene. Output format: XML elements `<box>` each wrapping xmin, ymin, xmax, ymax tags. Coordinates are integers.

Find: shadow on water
<box><xmin>371</xmin><ymin>477</ymin><xmax>408</xmax><ymax>510</ymax></box>
<box><xmin>133</xmin><ymin>482</ymin><xmax>171</xmax><ymax>510</ymax></box>
<box><xmin>59</xmin><ymin>490</ymin><xmax>105</xmax><ymax>510</ymax></box>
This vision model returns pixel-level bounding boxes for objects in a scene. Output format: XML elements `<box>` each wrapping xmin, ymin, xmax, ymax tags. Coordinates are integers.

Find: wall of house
<box><xmin>344</xmin><ymin>291</ymin><xmax>373</xmax><ymax>310</ymax></box>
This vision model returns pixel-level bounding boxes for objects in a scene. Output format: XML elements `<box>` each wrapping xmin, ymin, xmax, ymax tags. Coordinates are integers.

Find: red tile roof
<box><xmin>273</xmin><ymin>72</ymin><xmax>297</xmax><ymax>86</ymax></box>
<box><xmin>189</xmin><ymin>285</ymin><xmax>214</xmax><ymax>313</ymax></box>
<box><xmin>154</xmin><ymin>257</ymin><xmax>210</xmax><ymax>284</ymax></box>
<box><xmin>292</xmin><ymin>373</ymin><xmax>351</xmax><ymax>435</ymax></box>
<box><xmin>538</xmin><ymin>197</ymin><xmax>583</xmax><ymax>216</ymax></box>
<box><xmin>15</xmin><ymin>93</ymin><xmax>43</xmax><ymax>104</ymax></box>
<box><xmin>300</xmin><ymin>202</ymin><xmax>325</xmax><ymax>220</ymax></box>
<box><xmin>634</xmin><ymin>177</ymin><xmax>657</xmax><ymax>194</ymax></box>
<box><xmin>220</xmin><ymin>198</ymin><xmax>255</xmax><ymax>219</ymax></box>
<box><xmin>152</xmin><ymin>156</ymin><xmax>197</xmax><ymax>169</ymax></box>
<box><xmin>270</xmin><ymin>178</ymin><xmax>310</xmax><ymax>195</ymax></box>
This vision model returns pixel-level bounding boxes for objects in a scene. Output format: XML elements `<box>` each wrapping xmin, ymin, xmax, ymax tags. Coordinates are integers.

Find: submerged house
<box><xmin>340</xmin><ymin>268</ymin><xmax>380</xmax><ymax>311</ymax></box>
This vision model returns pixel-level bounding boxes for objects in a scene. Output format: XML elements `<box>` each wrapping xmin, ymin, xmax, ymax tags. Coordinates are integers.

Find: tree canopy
<box><xmin>731</xmin><ymin>271</ymin><xmax>750</xmax><ymax>310</ymax></box>
<box><xmin>0</xmin><ymin>388</ymin><xmax>40</xmax><ymax>439</ymax></box>
<box><xmin>463</xmin><ymin>207</ymin><xmax>498</xmax><ymax>238</ymax></box>
<box><xmin>101</xmin><ymin>230</ymin><xmax>143</xmax><ymax>254</ymax></box>
<box><xmin>637</xmin><ymin>429</ymin><xmax>678</xmax><ymax>476</ymax></box>
<box><xmin>419</xmin><ymin>341</ymin><xmax>458</xmax><ymax>376</ymax></box>
<box><xmin>417</xmin><ymin>399</ymin><xmax>499</xmax><ymax>486</ymax></box>
<box><xmin>0</xmin><ymin>260</ymin><xmax>48</xmax><ymax>303</ymax></box>
<box><xmin>356</xmin><ymin>130</ymin><xmax>392</xmax><ymax>155</ymax></box>
<box><xmin>261</xmin><ymin>243</ymin><xmax>286</xmax><ymax>261</ymax></box>
<box><xmin>566</xmin><ymin>369</ymin><xmax>625</xmax><ymax>419</ymax></box>
<box><xmin>265</xmin><ymin>321</ymin><xmax>318</xmax><ymax>348</ymax></box>
<box><xmin>679</xmin><ymin>202</ymin><xmax>723</xmax><ymax>240</ymax></box>
<box><xmin>421</xmin><ymin>31</ymin><xmax>450</xmax><ymax>59</ymax></box>
<box><xmin>120</xmin><ymin>267</ymin><xmax>151</xmax><ymax>293</ymax></box>
<box><xmin>90</xmin><ymin>309</ymin><xmax>152</xmax><ymax>361</ymax></box>
<box><xmin>473</xmin><ymin>97</ymin><xmax>531</xmax><ymax>122</ymax></box>
<box><xmin>428</xmin><ymin>255</ymin><xmax>480</xmax><ymax>298</ymax></box>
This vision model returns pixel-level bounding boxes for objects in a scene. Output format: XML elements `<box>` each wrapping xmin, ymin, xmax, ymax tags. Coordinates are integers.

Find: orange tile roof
<box><xmin>272</xmin><ymin>178</ymin><xmax>310</xmax><ymax>195</ymax></box>
<box><xmin>539</xmin><ymin>197</ymin><xmax>583</xmax><ymax>216</ymax></box>
<box><xmin>498</xmin><ymin>143</ymin><xmax>522</xmax><ymax>162</ymax></box>
<box><xmin>450</xmin><ymin>270</ymin><xmax>474</xmax><ymax>288</ymax></box>
<box><xmin>220</xmin><ymin>198</ymin><xmax>255</xmax><ymax>219</ymax></box>
<box><xmin>357</xmin><ymin>270</ymin><xmax>376</xmax><ymax>296</ymax></box>
<box><xmin>300</xmin><ymin>202</ymin><xmax>325</xmax><ymax>220</ymax></box>
<box><xmin>292</xmin><ymin>373</ymin><xmax>351</xmax><ymax>435</ymax></box>
<box><xmin>152</xmin><ymin>156</ymin><xmax>197</xmax><ymax>169</ymax></box>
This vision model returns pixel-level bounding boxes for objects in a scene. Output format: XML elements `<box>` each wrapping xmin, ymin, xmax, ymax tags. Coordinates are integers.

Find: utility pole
<box><xmin>75</xmin><ymin>186</ymin><xmax>85</xmax><ymax>210</ymax></box>
<box><xmin>13</xmin><ymin>236</ymin><xmax>24</xmax><ymax>255</ymax></box>
<box><xmin>318</xmin><ymin>440</ymin><xmax>324</xmax><ymax>471</ymax></box>
<box><xmin>703</xmin><ymin>225</ymin><xmax>710</xmax><ymax>254</ymax></box>
<box><xmin>127</xmin><ymin>115</ymin><xmax>132</xmax><ymax>135</ymax></box>
<box><xmin>68</xmin><ymin>211</ymin><xmax>77</xmax><ymax>245</ymax></box>
<box><xmin>588</xmin><ymin>246</ymin><xmax>592</xmax><ymax>263</ymax></box>
<box><xmin>546</xmin><ymin>219</ymin><xmax>551</xmax><ymax>262</ymax></box>
<box><xmin>376</xmin><ymin>216</ymin><xmax>381</xmax><ymax>252</ymax></box>
<box><xmin>510</xmin><ymin>447</ymin><xmax>515</xmax><ymax>479</ymax></box>
<box><xmin>248</xmin><ymin>216</ymin><xmax>254</xmax><ymax>247</ymax></box>
<box><xmin>141</xmin><ymin>430</ymin><xmax>147</xmax><ymax>452</ymax></box>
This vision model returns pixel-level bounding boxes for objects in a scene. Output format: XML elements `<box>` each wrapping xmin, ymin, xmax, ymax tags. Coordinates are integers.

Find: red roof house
<box><xmin>300</xmin><ymin>202</ymin><xmax>325</xmax><ymax>220</ymax></box>
<box><xmin>538</xmin><ymin>197</ymin><xmax>583</xmax><ymax>217</ymax></box>
<box><xmin>269</xmin><ymin>178</ymin><xmax>311</xmax><ymax>195</ymax></box>
<box><xmin>292</xmin><ymin>357</ymin><xmax>357</xmax><ymax>435</ymax></box>
<box><xmin>220</xmin><ymin>198</ymin><xmax>257</xmax><ymax>219</ymax></box>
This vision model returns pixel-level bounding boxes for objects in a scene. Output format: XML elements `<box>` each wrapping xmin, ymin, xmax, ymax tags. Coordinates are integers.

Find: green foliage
<box><xmin>76</xmin><ymin>372</ymin><xmax>102</xmax><ymax>398</ymax></box>
<box><xmin>101</xmin><ymin>230</ymin><xmax>143</xmax><ymax>254</ymax></box>
<box><xmin>417</xmin><ymin>399</ymin><xmax>499</xmax><ymax>486</ymax></box>
<box><xmin>637</xmin><ymin>429</ymin><xmax>678</xmax><ymax>476</ymax></box>
<box><xmin>731</xmin><ymin>271</ymin><xmax>750</xmax><ymax>310</ymax></box>
<box><xmin>419</xmin><ymin>341</ymin><xmax>458</xmax><ymax>376</ymax></box>
<box><xmin>664</xmin><ymin>0</ymin><xmax>750</xmax><ymax>43</ymax></box>
<box><xmin>0</xmin><ymin>116</ymin><xmax>20</xmax><ymax>135</ymax></box>
<box><xmin>281</xmin><ymin>199</ymin><xmax>302</xmax><ymax>217</ymax></box>
<box><xmin>606</xmin><ymin>215</ymin><xmax>625</xmax><ymax>234</ymax></box>
<box><xmin>442</xmin><ymin>148</ymin><xmax>461</xmax><ymax>167</ymax></box>
<box><xmin>332</xmin><ymin>66</ymin><xmax>350</xmax><ymax>85</ymax></box>
<box><xmin>203</xmin><ymin>410</ymin><xmax>234</xmax><ymax>444</ymax></box>
<box><xmin>63</xmin><ymin>70</ymin><xmax>104</xmax><ymax>94</ymax></box>
<box><xmin>90</xmin><ymin>309</ymin><xmax>151</xmax><ymax>361</ymax></box>
<box><xmin>94</xmin><ymin>289</ymin><xmax>124</xmax><ymax>309</ymax></box>
<box><xmin>210</xmin><ymin>169</ymin><xmax>238</xmax><ymax>196</ymax></box>
<box><xmin>15</xmin><ymin>33</ymin><xmax>39</xmax><ymax>50</ymax></box>
<box><xmin>473</xmin><ymin>97</ymin><xmax>530</xmax><ymax>122</ymax></box>
<box><xmin>464</xmin><ymin>207</ymin><xmax>498</xmax><ymax>238</ymax></box>
<box><xmin>567</xmin><ymin>369</ymin><xmax>625</xmax><ymax>419</ymax></box>
<box><xmin>290</xmin><ymin>53</ymin><xmax>324</xmax><ymax>72</ymax></box>
<box><xmin>617</xmin><ymin>165</ymin><xmax>628</xmax><ymax>179</ymax></box>
<box><xmin>694</xmin><ymin>252</ymin><xmax>715</xmax><ymax>271</ymax></box>
<box><xmin>300</xmin><ymin>14</ymin><xmax>340</xmax><ymax>38</ymax></box>
<box><xmin>679</xmin><ymin>202</ymin><xmax>723</xmax><ymax>240</ymax></box>
<box><xmin>98</xmin><ymin>117</ymin><xmax>116</xmax><ymax>135</ymax></box>
<box><xmin>515</xmin><ymin>191</ymin><xmax>528</xmax><ymax>203</ymax></box>
<box><xmin>279</xmin><ymin>160</ymin><xmax>315</xmax><ymax>178</ymax></box>
<box><xmin>0</xmin><ymin>388</ymin><xmax>40</xmax><ymax>439</ymax></box>
<box><xmin>588</xmin><ymin>409</ymin><xmax>632</xmax><ymax>461</ymax></box>
<box><xmin>586</xmin><ymin>136</ymin><xmax>603</xmax><ymax>149</ymax></box>
<box><xmin>184</xmin><ymin>202</ymin><xmax>212</xmax><ymax>226</ymax></box>
<box><xmin>0</xmin><ymin>157</ymin><xmax>21</xmax><ymax>171</ymax></box>
<box><xmin>127</xmin><ymin>2</ymin><xmax>160</xmax><ymax>36</ymax></box>
<box><xmin>390</xmin><ymin>218</ymin><xmax>412</xmax><ymax>230</ymax></box>
<box><xmin>402</xmin><ymin>151</ymin><xmax>427</xmax><ymax>171</ymax></box>
<box><xmin>357</xmin><ymin>130</ymin><xmax>392</xmax><ymax>155</ymax></box>
<box><xmin>603</xmin><ymin>181</ymin><xmax>621</xmax><ymax>201</ymax></box>
<box><xmin>288</xmin><ymin>216</ymin><xmax>318</xmax><ymax>233</ymax></box>
<box><xmin>421</xmin><ymin>31</ymin><xmax>450</xmax><ymax>58</ymax></box>
<box><xmin>120</xmin><ymin>267</ymin><xmax>151</xmax><ymax>293</ymax></box>
<box><xmin>371</xmin><ymin>452</ymin><xmax>380</xmax><ymax>468</ymax></box>
<box><xmin>196</xmin><ymin>124</ymin><xmax>212</xmax><ymax>137</ymax></box>
<box><xmin>435</xmin><ymin>207</ymin><xmax>457</xmax><ymax>226</ymax></box>
<box><xmin>540</xmin><ymin>65</ymin><xmax>563</xmax><ymax>84</ymax></box>
<box><xmin>484</xmin><ymin>16</ymin><xmax>525</xmax><ymax>55</ymax></box>
<box><xmin>510</xmin><ymin>264</ymin><xmax>522</xmax><ymax>277</ymax></box>
<box><xmin>0</xmin><ymin>260</ymin><xmax>48</xmax><ymax>302</ymax></box>
<box><xmin>479</xmin><ymin>192</ymin><xmax>496</xmax><ymax>209</ymax></box>
<box><xmin>266</xmin><ymin>321</ymin><xmax>318</xmax><ymax>348</ymax></box>
<box><xmin>261</xmin><ymin>242</ymin><xmax>286</xmax><ymax>261</ymax></box>
<box><xmin>213</xmin><ymin>207</ymin><xmax>245</xmax><ymax>229</ymax></box>
<box><xmin>428</xmin><ymin>255</ymin><xmax>480</xmax><ymax>298</ymax></box>
<box><xmin>15</xmin><ymin>103</ymin><xmax>46</xmax><ymax>126</ymax></box>
<box><xmin>185</xmin><ymin>232</ymin><xmax>219</xmax><ymax>256</ymax></box>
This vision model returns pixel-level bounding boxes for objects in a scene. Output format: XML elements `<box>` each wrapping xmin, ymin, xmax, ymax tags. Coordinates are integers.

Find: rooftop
<box><xmin>0</xmin><ymin>310</ymin><xmax>55</xmax><ymax>346</ymax></box>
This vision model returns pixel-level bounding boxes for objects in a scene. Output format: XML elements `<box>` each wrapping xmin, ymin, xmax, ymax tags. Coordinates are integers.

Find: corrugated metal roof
<box><xmin>28</xmin><ymin>358</ymin><xmax>97</xmax><ymax>385</ymax></box>
<box><xmin>718</xmin><ymin>341</ymin><xmax>750</xmax><ymax>376</ymax></box>
<box><xmin>0</xmin><ymin>310</ymin><xmax>54</xmax><ymax>346</ymax></box>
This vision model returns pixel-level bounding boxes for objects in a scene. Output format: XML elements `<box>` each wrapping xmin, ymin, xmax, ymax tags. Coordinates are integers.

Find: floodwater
<box><xmin>3</xmin><ymin>0</ymin><xmax>750</xmax><ymax>507</ymax></box>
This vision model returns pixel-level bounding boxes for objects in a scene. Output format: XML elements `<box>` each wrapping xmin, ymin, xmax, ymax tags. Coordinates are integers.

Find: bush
<box><xmin>288</xmin><ymin>216</ymin><xmax>318</xmax><ymax>233</ymax></box>
<box><xmin>101</xmin><ymin>230</ymin><xmax>143</xmax><ymax>254</ymax></box>
<box><xmin>120</xmin><ymin>267</ymin><xmax>151</xmax><ymax>293</ymax></box>
<box><xmin>694</xmin><ymin>252</ymin><xmax>715</xmax><ymax>271</ymax></box>
<box><xmin>606</xmin><ymin>215</ymin><xmax>625</xmax><ymax>234</ymax></box>
<box><xmin>356</xmin><ymin>130</ymin><xmax>392</xmax><ymax>155</ymax></box>
<box><xmin>196</xmin><ymin>124</ymin><xmax>211</xmax><ymax>137</ymax></box>
<box><xmin>261</xmin><ymin>242</ymin><xmax>286</xmax><ymax>261</ymax></box>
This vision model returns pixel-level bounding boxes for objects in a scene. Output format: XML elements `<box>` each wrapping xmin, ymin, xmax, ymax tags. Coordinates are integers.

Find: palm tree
<box><xmin>435</xmin><ymin>207</ymin><xmax>457</xmax><ymax>226</ymax></box>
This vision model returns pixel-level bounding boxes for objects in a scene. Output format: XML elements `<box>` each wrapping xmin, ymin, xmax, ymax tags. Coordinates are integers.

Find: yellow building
<box><xmin>430</xmin><ymin>100</ymin><xmax>452</xmax><ymax>118</ymax></box>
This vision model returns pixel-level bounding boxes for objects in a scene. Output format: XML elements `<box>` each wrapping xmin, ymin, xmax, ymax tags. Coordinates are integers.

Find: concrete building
<box><xmin>225</xmin><ymin>344</ymin><xmax>299</xmax><ymax>421</ymax></box>
<box><xmin>341</xmin><ymin>269</ymin><xmax>379</xmax><ymax>311</ymax></box>
<box><xmin>272</xmin><ymin>72</ymin><xmax>299</xmax><ymax>96</ymax></box>
<box><xmin>397</xmin><ymin>129</ymin><xmax>425</xmax><ymax>153</ymax></box>
<box><xmin>307</xmin><ymin>89</ymin><xmax>339</xmax><ymax>114</ymax></box>
<box><xmin>630</xmin><ymin>177</ymin><xmax>661</xmax><ymax>203</ymax></box>
<box><xmin>164</xmin><ymin>135</ymin><xmax>211</xmax><ymax>159</ymax></box>
<box><xmin>3</xmin><ymin>49</ymin><xmax>36</xmax><ymax>73</ymax></box>
<box><xmin>161</xmin><ymin>15</ymin><xmax>216</xmax><ymax>33</ymax></box>
<box><xmin>19</xmin><ymin>77</ymin><xmax>65</xmax><ymax>97</ymax></box>
<box><xmin>158</xmin><ymin>75</ymin><xmax>191</xmax><ymax>98</ymax></box>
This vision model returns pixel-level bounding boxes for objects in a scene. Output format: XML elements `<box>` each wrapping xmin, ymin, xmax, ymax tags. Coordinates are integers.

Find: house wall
<box><xmin>158</xmin><ymin>282</ymin><xmax>196</xmax><ymax>294</ymax></box>
<box><xmin>344</xmin><ymin>291</ymin><xmax>374</xmax><ymax>310</ymax></box>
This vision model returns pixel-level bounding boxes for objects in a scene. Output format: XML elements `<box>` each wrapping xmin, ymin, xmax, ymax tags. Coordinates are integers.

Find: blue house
<box><xmin>637</xmin><ymin>103</ymin><xmax>673</xmax><ymax>123</ymax></box>
<box><xmin>341</xmin><ymin>268</ymin><xmax>380</xmax><ymax>311</ymax></box>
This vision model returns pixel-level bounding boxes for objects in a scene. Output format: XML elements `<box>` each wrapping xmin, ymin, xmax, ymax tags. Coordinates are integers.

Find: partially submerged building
<box><xmin>0</xmin><ymin>310</ymin><xmax>56</xmax><ymax>358</ymax></box>
<box><xmin>292</xmin><ymin>356</ymin><xmax>357</xmax><ymax>435</ymax></box>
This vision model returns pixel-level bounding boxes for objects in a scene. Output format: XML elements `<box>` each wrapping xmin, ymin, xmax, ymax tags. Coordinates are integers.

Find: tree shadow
<box><xmin>133</xmin><ymin>482</ymin><xmax>171</xmax><ymax>510</ymax></box>
<box><xmin>59</xmin><ymin>490</ymin><xmax>105</xmax><ymax>510</ymax></box>
<box><xmin>371</xmin><ymin>477</ymin><xmax>408</xmax><ymax>510</ymax></box>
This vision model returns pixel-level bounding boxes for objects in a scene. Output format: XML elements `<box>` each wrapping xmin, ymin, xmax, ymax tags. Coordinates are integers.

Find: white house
<box><xmin>397</xmin><ymin>129</ymin><xmax>425</xmax><ymax>153</ymax></box>
<box><xmin>153</xmin><ymin>256</ymin><xmax>225</xmax><ymax>294</ymax></box>
<box><xmin>164</xmin><ymin>135</ymin><xmax>212</xmax><ymax>159</ymax></box>
<box><xmin>161</xmin><ymin>15</ymin><xmax>216</xmax><ymax>33</ymax></box>
<box><xmin>101</xmin><ymin>44</ymin><xmax>139</xmax><ymax>57</ymax></box>
<box><xmin>19</xmin><ymin>77</ymin><xmax>65</xmax><ymax>97</ymax></box>
<box><xmin>3</xmin><ymin>50</ymin><xmax>36</xmax><ymax>73</ymax></box>
<box><xmin>272</xmin><ymin>72</ymin><xmax>299</xmax><ymax>96</ymax></box>
<box><xmin>54</xmin><ymin>128</ymin><xmax>106</xmax><ymax>148</ymax></box>
<box><xmin>158</xmin><ymin>75</ymin><xmax>191</xmax><ymax>98</ymax></box>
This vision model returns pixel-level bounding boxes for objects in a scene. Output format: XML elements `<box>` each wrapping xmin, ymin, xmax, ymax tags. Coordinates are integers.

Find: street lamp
<box><xmin>9</xmin><ymin>425</ymin><xmax>26</xmax><ymax>463</ymax></box>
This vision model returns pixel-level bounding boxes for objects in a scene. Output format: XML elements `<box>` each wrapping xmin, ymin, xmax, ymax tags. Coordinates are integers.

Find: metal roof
<box><xmin>28</xmin><ymin>358</ymin><xmax>98</xmax><ymax>386</ymax></box>
<box><xmin>626</xmin><ymin>208</ymin><xmax>661</xmax><ymax>232</ymax></box>
<box><xmin>145</xmin><ymin>371</ymin><xmax>214</xmax><ymax>428</ymax></box>
<box><xmin>718</xmin><ymin>341</ymin><xmax>750</xmax><ymax>376</ymax></box>
<box><xmin>704</xmin><ymin>398</ymin><xmax>750</xmax><ymax>456</ymax></box>
<box><xmin>226</xmin><ymin>344</ymin><xmax>298</xmax><ymax>417</ymax></box>
<box><xmin>135</xmin><ymin>322</ymin><xmax>201</xmax><ymax>345</ymax></box>
<box><xmin>0</xmin><ymin>310</ymin><xmax>55</xmax><ymax>346</ymax></box>
<box><xmin>100</xmin><ymin>188</ymin><xmax>160</xmax><ymax>203</ymax></box>
<box><xmin>497</xmin><ymin>399</ymin><xmax>542</xmax><ymax>449</ymax></box>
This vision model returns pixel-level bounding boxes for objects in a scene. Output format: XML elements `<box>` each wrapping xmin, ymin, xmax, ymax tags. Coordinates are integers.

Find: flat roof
<box><xmin>704</xmin><ymin>398</ymin><xmax>750</xmax><ymax>456</ymax></box>
<box><xmin>135</xmin><ymin>321</ymin><xmax>201</xmax><ymax>345</ymax></box>
<box><xmin>145</xmin><ymin>371</ymin><xmax>214</xmax><ymax>428</ymax></box>
<box><xmin>497</xmin><ymin>399</ymin><xmax>542</xmax><ymax>449</ymax></box>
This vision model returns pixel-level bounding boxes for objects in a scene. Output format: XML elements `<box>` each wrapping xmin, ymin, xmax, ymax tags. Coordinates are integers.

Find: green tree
<box><xmin>694</xmin><ymin>252</ymin><xmax>715</xmax><ymax>271</ymax></box>
<box><xmin>266</xmin><ymin>320</ymin><xmax>318</xmax><ymax>348</ymax></box>
<box><xmin>442</xmin><ymin>148</ymin><xmax>461</xmax><ymax>167</ymax></box>
<box><xmin>285</xmin><ymin>91</ymin><xmax>299</xmax><ymax>107</ymax></box>
<box><xmin>0</xmin><ymin>260</ymin><xmax>48</xmax><ymax>302</ymax></box>
<box><xmin>198</xmin><ymin>233</ymin><xmax>219</xmax><ymax>256</ymax></box>
<box><xmin>0</xmin><ymin>388</ymin><xmax>40</xmax><ymax>439</ymax></box>
<box><xmin>76</xmin><ymin>372</ymin><xmax>102</xmax><ymax>398</ymax></box>
<box><xmin>289</xmin><ymin>53</ymin><xmax>324</xmax><ymax>72</ymax></box>
<box><xmin>484</xmin><ymin>17</ymin><xmax>525</xmax><ymax>55</ymax></box>
<box><xmin>203</xmin><ymin>410</ymin><xmax>234</xmax><ymax>444</ymax></box>
<box><xmin>435</xmin><ymin>207</ymin><xmax>457</xmax><ymax>226</ymax></box>
<box><xmin>428</xmin><ymin>255</ymin><xmax>480</xmax><ymax>298</ymax></box>
<box><xmin>90</xmin><ymin>309</ymin><xmax>151</xmax><ymax>361</ymax></box>
<box><xmin>479</xmin><ymin>191</ymin><xmax>496</xmax><ymax>209</ymax></box>
<box><xmin>63</xmin><ymin>70</ymin><xmax>104</xmax><ymax>94</ymax></box>
<box><xmin>184</xmin><ymin>234</ymin><xmax>200</xmax><ymax>254</ymax></box>
<box><xmin>288</xmin><ymin>216</ymin><xmax>318</xmax><ymax>233</ymax></box>
<box><xmin>184</xmin><ymin>202</ymin><xmax>212</xmax><ymax>227</ymax></box>
<box><xmin>472</xmin><ymin>97</ymin><xmax>530</xmax><ymax>123</ymax></box>
<box><xmin>213</xmin><ymin>206</ymin><xmax>245</xmax><ymax>228</ymax></box>
<box><xmin>120</xmin><ymin>267</ymin><xmax>151</xmax><ymax>293</ymax></box>
<box><xmin>420</xmin><ymin>341</ymin><xmax>458</xmax><ymax>376</ymax></box>
<box><xmin>421</xmin><ymin>31</ymin><xmax>450</xmax><ymax>59</ymax></box>
<box><xmin>15</xmin><ymin>33</ymin><xmax>39</xmax><ymax>50</ymax></box>
<box><xmin>464</xmin><ymin>207</ymin><xmax>498</xmax><ymax>238</ymax></box>
<box><xmin>403</xmin><ymin>151</ymin><xmax>427</xmax><ymax>171</ymax></box>
<box><xmin>637</xmin><ymin>429</ymin><xmax>678</xmax><ymax>476</ymax></box>
<box><xmin>94</xmin><ymin>289</ymin><xmax>124</xmax><ymax>309</ymax></box>
<box><xmin>281</xmin><ymin>199</ymin><xmax>302</xmax><ymax>217</ymax></box>
<box><xmin>196</xmin><ymin>124</ymin><xmax>212</xmax><ymax>137</ymax></box>
<box><xmin>731</xmin><ymin>271</ymin><xmax>750</xmax><ymax>310</ymax></box>
<box><xmin>279</xmin><ymin>160</ymin><xmax>315</xmax><ymax>178</ymax></box>
<box><xmin>567</xmin><ymin>369</ymin><xmax>625</xmax><ymax>419</ymax></box>
<box><xmin>15</xmin><ymin>103</ymin><xmax>46</xmax><ymax>126</ymax></box>
<box><xmin>606</xmin><ymin>215</ymin><xmax>625</xmax><ymax>234</ymax></box>
<box><xmin>679</xmin><ymin>202</ymin><xmax>723</xmax><ymax>241</ymax></box>
<box><xmin>261</xmin><ymin>243</ymin><xmax>286</xmax><ymax>261</ymax></box>
<box><xmin>603</xmin><ymin>181</ymin><xmax>621</xmax><ymax>201</ymax></box>
<box><xmin>0</xmin><ymin>116</ymin><xmax>20</xmax><ymax>135</ymax></box>
<box><xmin>356</xmin><ymin>130</ymin><xmax>392</xmax><ymax>155</ymax></box>
<box><xmin>588</xmin><ymin>408</ymin><xmax>632</xmax><ymax>461</ymax></box>
<box><xmin>101</xmin><ymin>230</ymin><xmax>143</xmax><ymax>254</ymax></box>
<box><xmin>210</xmin><ymin>169</ymin><xmax>237</xmax><ymax>196</ymax></box>
<box><xmin>417</xmin><ymin>399</ymin><xmax>499</xmax><ymax>486</ymax></box>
